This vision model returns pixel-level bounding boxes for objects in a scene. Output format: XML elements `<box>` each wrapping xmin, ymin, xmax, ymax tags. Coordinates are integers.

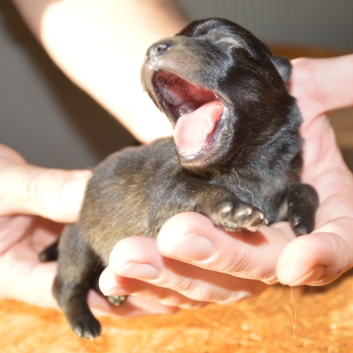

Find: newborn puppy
<box><xmin>41</xmin><ymin>18</ymin><xmax>318</xmax><ymax>339</ymax></box>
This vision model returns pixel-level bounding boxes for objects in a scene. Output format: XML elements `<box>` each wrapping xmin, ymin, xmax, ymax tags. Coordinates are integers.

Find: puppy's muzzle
<box><xmin>146</xmin><ymin>41</ymin><xmax>171</xmax><ymax>70</ymax></box>
<box><xmin>148</xmin><ymin>42</ymin><xmax>171</xmax><ymax>57</ymax></box>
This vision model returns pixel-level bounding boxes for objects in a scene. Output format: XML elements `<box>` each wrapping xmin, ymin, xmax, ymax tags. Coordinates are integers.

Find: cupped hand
<box><xmin>99</xmin><ymin>217</ymin><xmax>294</xmax><ymax>308</ymax></box>
<box><xmin>0</xmin><ymin>144</ymin><xmax>176</xmax><ymax>317</ymax></box>
<box><xmin>102</xmin><ymin>55</ymin><xmax>353</xmax><ymax>306</ymax></box>
<box><xmin>277</xmin><ymin>55</ymin><xmax>353</xmax><ymax>286</ymax></box>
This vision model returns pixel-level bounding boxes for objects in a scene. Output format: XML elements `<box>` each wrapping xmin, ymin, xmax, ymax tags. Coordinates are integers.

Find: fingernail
<box><xmin>62</xmin><ymin>171</ymin><xmax>92</xmax><ymax>206</ymax></box>
<box><xmin>117</xmin><ymin>262</ymin><xmax>159</xmax><ymax>280</ymax></box>
<box><xmin>103</xmin><ymin>286</ymin><xmax>136</xmax><ymax>296</ymax></box>
<box><xmin>291</xmin><ymin>264</ymin><xmax>327</xmax><ymax>286</ymax></box>
<box><xmin>165</xmin><ymin>233</ymin><xmax>215</xmax><ymax>261</ymax></box>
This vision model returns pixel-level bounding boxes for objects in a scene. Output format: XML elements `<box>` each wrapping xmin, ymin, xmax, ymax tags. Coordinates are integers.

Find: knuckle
<box><xmin>167</xmin><ymin>277</ymin><xmax>218</xmax><ymax>304</ymax></box>
<box><xmin>215</xmin><ymin>247</ymin><xmax>250</xmax><ymax>275</ymax></box>
<box><xmin>25</xmin><ymin>171</ymin><xmax>47</xmax><ymax>205</ymax></box>
<box><xmin>262</xmin><ymin>275</ymin><xmax>278</xmax><ymax>285</ymax></box>
<box><xmin>215</xmin><ymin>291</ymin><xmax>251</xmax><ymax>305</ymax></box>
<box><xmin>172</xmin><ymin>277</ymin><xmax>196</xmax><ymax>295</ymax></box>
<box><xmin>173</xmin><ymin>280</ymin><xmax>230</xmax><ymax>304</ymax></box>
<box><xmin>133</xmin><ymin>286</ymin><xmax>202</xmax><ymax>309</ymax></box>
<box><xmin>179</xmin><ymin>301</ymin><xmax>208</xmax><ymax>310</ymax></box>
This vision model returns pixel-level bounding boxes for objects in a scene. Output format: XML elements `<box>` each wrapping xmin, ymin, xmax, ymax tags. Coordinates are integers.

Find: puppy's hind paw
<box><xmin>69</xmin><ymin>314</ymin><xmax>101</xmax><ymax>339</ymax></box>
<box><xmin>210</xmin><ymin>201</ymin><xmax>266</xmax><ymax>232</ymax></box>
<box><xmin>107</xmin><ymin>295</ymin><xmax>127</xmax><ymax>306</ymax></box>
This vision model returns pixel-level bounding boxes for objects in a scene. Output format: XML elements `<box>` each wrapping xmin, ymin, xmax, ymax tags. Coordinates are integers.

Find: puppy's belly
<box><xmin>78</xmin><ymin>138</ymin><xmax>181</xmax><ymax>262</ymax></box>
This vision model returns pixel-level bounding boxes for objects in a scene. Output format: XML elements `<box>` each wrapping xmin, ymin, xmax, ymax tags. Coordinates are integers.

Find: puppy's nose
<box><xmin>147</xmin><ymin>42</ymin><xmax>171</xmax><ymax>58</ymax></box>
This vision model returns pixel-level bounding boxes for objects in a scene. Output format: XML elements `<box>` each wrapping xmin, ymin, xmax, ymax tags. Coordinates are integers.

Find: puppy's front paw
<box><xmin>288</xmin><ymin>208</ymin><xmax>315</xmax><ymax>236</ymax></box>
<box><xmin>210</xmin><ymin>201</ymin><xmax>266</xmax><ymax>232</ymax></box>
<box><xmin>286</xmin><ymin>183</ymin><xmax>319</xmax><ymax>236</ymax></box>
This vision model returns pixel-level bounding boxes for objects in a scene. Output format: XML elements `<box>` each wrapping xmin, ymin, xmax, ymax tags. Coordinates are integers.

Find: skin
<box><xmin>12</xmin><ymin>0</ymin><xmax>187</xmax><ymax>143</ymax></box>
<box><xmin>101</xmin><ymin>55</ymin><xmax>353</xmax><ymax>304</ymax></box>
<box><xmin>1</xmin><ymin>0</ymin><xmax>353</xmax><ymax>314</ymax></box>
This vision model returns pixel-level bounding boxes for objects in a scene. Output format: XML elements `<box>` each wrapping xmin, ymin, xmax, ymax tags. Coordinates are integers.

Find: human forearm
<box><xmin>290</xmin><ymin>54</ymin><xmax>353</xmax><ymax>120</ymax></box>
<box><xmin>12</xmin><ymin>0</ymin><xmax>189</xmax><ymax>142</ymax></box>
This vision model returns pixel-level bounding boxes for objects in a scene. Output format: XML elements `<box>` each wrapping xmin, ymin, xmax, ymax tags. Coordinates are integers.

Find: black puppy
<box><xmin>40</xmin><ymin>18</ymin><xmax>318</xmax><ymax>339</ymax></box>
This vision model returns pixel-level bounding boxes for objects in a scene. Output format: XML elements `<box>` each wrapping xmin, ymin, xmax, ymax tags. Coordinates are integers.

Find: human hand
<box><xmin>0</xmin><ymin>143</ymin><xmax>87</xmax><ymax>308</ymax></box>
<box><xmin>0</xmin><ymin>144</ymin><xmax>178</xmax><ymax>317</ymax></box>
<box><xmin>277</xmin><ymin>55</ymin><xmax>353</xmax><ymax>286</ymax></box>
<box><xmin>101</xmin><ymin>55</ymin><xmax>353</xmax><ymax>307</ymax></box>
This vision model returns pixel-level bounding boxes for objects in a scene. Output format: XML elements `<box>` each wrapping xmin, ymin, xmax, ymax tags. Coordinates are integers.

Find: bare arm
<box><xmin>290</xmin><ymin>55</ymin><xmax>353</xmax><ymax>123</ymax></box>
<box><xmin>12</xmin><ymin>0</ymin><xmax>189</xmax><ymax>143</ymax></box>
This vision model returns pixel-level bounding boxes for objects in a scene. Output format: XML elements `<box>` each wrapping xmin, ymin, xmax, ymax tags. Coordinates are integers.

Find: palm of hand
<box><xmin>0</xmin><ymin>215</ymin><xmax>60</xmax><ymax>307</ymax></box>
<box><xmin>276</xmin><ymin>57</ymin><xmax>353</xmax><ymax>285</ymax></box>
<box><xmin>0</xmin><ymin>214</ymin><xmax>179</xmax><ymax>315</ymax></box>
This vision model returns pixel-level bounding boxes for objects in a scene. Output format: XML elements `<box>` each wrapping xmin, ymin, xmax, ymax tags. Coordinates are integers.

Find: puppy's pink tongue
<box><xmin>174</xmin><ymin>101</ymin><xmax>223</xmax><ymax>156</ymax></box>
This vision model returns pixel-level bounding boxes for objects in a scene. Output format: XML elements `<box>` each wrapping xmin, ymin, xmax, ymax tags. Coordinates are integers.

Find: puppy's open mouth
<box><xmin>153</xmin><ymin>71</ymin><xmax>223</xmax><ymax>158</ymax></box>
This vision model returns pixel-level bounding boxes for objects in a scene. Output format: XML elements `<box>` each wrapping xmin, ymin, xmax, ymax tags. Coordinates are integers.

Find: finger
<box><xmin>0</xmin><ymin>147</ymin><xmax>91</xmax><ymax>222</ymax></box>
<box><xmin>1</xmin><ymin>261</ymin><xmax>59</xmax><ymax>308</ymax></box>
<box><xmin>289</xmin><ymin>55</ymin><xmax>353</xmax><ymax>121</ymax></box>
<box><xmin>157</xmin><ymin>212</ymin><xmax>295</xmax><ymax>284</ymax></box>
<box><xmin>278</xmin><ymin>155</ymin><xmax>353</xmax><ymax>286</ymax></box>
<box><xmin>0</xmin><ymin>144</ymin><xmax>26</xmax><ymax>163</ymax></box>
<box><xmin>106</xmin><ymin>236</ymin><xmax>267</xmax><ymax>304</ymax></box>
<box><xmin>4</xmin><ymin>261</ymin><xmax>177</xmax><ymax>317</ymax></box>
<box><xmin>3</xmin><ymin>260</ymin><xmax>176</xmax><ymax>317</ymax></box>
<box><xmin>277</xmin><ymin>229</ymin><xmax>353</xmax><ymax>286</ymax></box>
<box><xmin>99</xmin><ymin>267</ymin><xmax>206</xmax><ymax>309</ymax></box>
<box><xmin>0</xmin><ymin>244</ymin><xmax>176</xmax><ymax>317</ymax></box>
<box><xmin>0</xmin><ymin>249</ymin><xmax>175</xmax><ymax>317</ymax></box>
<box><xmin>88</xmin><ymin>289</ymin><xmax>179</xmax><ymax>318</ymax></box>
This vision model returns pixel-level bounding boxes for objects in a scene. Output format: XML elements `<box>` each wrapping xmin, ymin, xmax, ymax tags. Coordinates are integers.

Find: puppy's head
<box><xmin>141</xmin><ymin>18</ymin><xmax>300</xmax><ymax>172</ymax></box>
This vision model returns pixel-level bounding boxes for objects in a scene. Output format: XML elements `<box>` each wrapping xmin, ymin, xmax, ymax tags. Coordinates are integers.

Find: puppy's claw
<box><xmin>210</xmin><ymin>200</ymin><xmax>266</xmax><ymax>232</ymax></box>
<box><xmin>218</xmin><ymin>201</ymin><xmax>233</xmax><ymax>216</ymax></box>
<box><xmin>107</xmin><ymin>295</ymin><xmax>127</xmax><ymax>306</ymax></box>
<box><xmin>246</xmin><ymin>225</ymin><xmax>260</xmax><ymax>232</ymax></box>
<box><xmin>234</xmin><ymin>205</ymin><xmax>253</xmax><ymax>219</ymax></box>
<box><xmin>72</xmin><ymin>318</ymin><xmax>101</xmax><ymax>339</ymax></box>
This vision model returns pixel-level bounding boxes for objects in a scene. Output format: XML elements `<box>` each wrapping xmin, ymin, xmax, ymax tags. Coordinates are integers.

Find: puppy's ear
<box><xmin>270</xmin><ymin>56</ymin><xmax>291</xmax><ymax>83</ymax></box>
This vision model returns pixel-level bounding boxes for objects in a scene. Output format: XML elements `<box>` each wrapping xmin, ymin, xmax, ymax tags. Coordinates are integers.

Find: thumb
<box><xmin>0</xmin><ymin>145</ymin><xmax>91</xmax><ymax>222</ymax></box>
<box><xmin>276</xmin><ymin>231</ymin><xmax>353</xmax><ymax>286</ymax></box>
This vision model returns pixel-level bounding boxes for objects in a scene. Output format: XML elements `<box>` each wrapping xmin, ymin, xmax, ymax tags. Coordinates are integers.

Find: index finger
<box><xmin>157</xmin><ymin>212</ymin><xmax>296</xmax><ymax>284</ymax></box>
<box><xmin>0</xmin><ymin>144</ymin><xmax>91</xmax><ymax>222</ymax></box>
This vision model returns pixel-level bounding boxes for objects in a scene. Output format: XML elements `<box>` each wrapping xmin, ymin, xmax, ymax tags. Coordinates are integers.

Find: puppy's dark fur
<box><xmin>40</xmin><ymin>18</ymin><xmax>318</xmax><ymax>339</ymax></box>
